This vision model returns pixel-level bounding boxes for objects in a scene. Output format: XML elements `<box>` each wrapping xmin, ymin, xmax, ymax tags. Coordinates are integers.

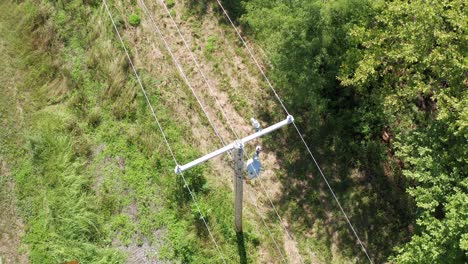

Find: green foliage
<box><xmin>110</xmin><ymin>214</ymin><xmax>136</xmax><ymax>245</ymax></box>
<box><xmin>128</xmin><ymin>13</ymin><xmax>141</xmax><ymax>27</ymax></box>
<box><xmin>1</xmin><ymin>1</ymin><xmax>268</xmax><ymax>263</ymax></box>
<box><xmin>165</xmin><ymin>0</ymin><xmax>175</xmax><ymax>9</ymax></box>
<box><xmin>170</xmin><ymin>9</ymin><xmax>176</xmax><ymax>18</ymax></box>
<box><xmin>205</xmin><ymin>35</ymin><xmax>217</xmax><ymax>54</ymax></box>
<box><xmin>88</xmin><ymin>107</ymin><xmax>102</xmax><ymax>127</ymax></box>
<box><xmin>16</xmin><ymin>113</ymin><xmax>124</xmax><ymax>263</ymax></box>
<box><xmin>242</xmin><ymin>0</ymin><xmax>466</xmax><ymax>262</ymax></box>
<box><xmin>338</xmin><ymin>0</ymin><xmax>467</xmax><ymax>262</ymax></box>
<box><xmin>218</xmin><ymin>0</ymin><xmax>244</xmax><ymax>21</ymax></box>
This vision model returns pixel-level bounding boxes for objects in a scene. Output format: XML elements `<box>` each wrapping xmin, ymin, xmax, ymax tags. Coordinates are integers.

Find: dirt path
<box><xmin>0</xmin><ymin>3</ymin><xmax>29</xmax><ymax>263</ymax></box>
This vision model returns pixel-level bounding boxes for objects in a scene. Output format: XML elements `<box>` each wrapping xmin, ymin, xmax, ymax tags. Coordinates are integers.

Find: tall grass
<box><xmin>2</xmin><ymin>0</ymin><xmax>283</xmax><ymax>262</ymax></box>
<box><xmin>15</xmin><ymin>113</ymin><xmax>124</xmax><ymax>263</ymax></box>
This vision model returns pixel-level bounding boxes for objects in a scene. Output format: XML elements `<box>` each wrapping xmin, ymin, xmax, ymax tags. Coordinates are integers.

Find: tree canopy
<box><xmin>242</xmin><ymin>0</ymin><xmax>467</xmax><ymax>262</ymax></box>
<box><xmin>340</xmin><ymin>1</ymin><xmax>467</xmax><ymax>262</ymax></box>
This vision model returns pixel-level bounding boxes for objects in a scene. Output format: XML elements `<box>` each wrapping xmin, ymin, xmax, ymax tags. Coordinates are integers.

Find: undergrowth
<box><xmin>0</xmin><ymin>0</ymin><xmax>268</xmax><ymax>263</ymax></box>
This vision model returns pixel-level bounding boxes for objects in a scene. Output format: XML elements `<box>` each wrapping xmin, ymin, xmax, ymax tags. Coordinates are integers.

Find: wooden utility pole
<box><xmin>174</xmin><ymin>115</ymin><xmax>294</xmax><ymax>232</ymax></box>
<box><xmin>233</xmin><ymin>141</ymin><xmax>244</xmax><ymax>232</ymax></box>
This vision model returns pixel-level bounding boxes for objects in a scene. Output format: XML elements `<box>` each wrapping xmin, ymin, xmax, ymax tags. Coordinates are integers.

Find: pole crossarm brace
<box><xmin>175</xmin><ymin>115</ymin><xmax>294</xmax><ymax>174</ymax></box>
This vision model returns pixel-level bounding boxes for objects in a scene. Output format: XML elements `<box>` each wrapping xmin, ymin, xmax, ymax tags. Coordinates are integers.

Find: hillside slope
<box><xmin>0</xmin><ymin>0</ymin><xmax>316</xmax><ymax>263</ymax></box>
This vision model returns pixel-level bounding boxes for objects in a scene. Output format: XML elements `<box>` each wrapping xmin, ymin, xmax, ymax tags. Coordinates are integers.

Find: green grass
<box><xmin>15</xmin><ymin>112</ymin><xmax>125</xmax><ymax>263</ymax></box>
<box><xmin>0</xmin><ymin>0</ymin><xmax>275</xmax><ymax>263</ymax></box>
<box><xmin>128</xmin><ymin>14</ymin><xmax>141</xmax><ymax>27</ymax></box>
<box><xmin>205</xmin><ymin>35</ymin><xmax>217</xmax><ymax>55</ymax></box>
<box><xmin>170</xmin><ymin>9</ymin><xmax>177</xmax><ymax>18</ymax></box>
<box><xmin>165</xmin><ymin>0</ymin><xmax>176</xmax><ymax>9</ymax></box>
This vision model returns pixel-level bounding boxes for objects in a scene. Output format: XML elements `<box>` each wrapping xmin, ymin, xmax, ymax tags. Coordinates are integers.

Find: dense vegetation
<box><xmin>0</xmin><ymin>0</ymin><xmax>465</xmax><ymax>263</ymax></box>
<box><xmin>0</xmin><ymin>0</ymin><xmax>276</xmax><ymax>263</ymax></box>
<box><xmin>239</xmin><ymin>0</ymin><xmax>467</xmax><ymax>263</ymax></box>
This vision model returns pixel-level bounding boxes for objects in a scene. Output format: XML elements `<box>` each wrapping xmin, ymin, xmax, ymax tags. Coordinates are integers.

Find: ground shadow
<box><xmin>181</xmin><ymin>0</ymin><xmax>416</xmax><ymax>261</ymax></box>
<box><xmin>259</xmin><ymin>103</ymin><xmax>415</xmax><ymax>262</ymax></box>
<box><xmin>186</xmin><ymin>0</ymin><xmax>244</xmax><ymax>22</ymax></box>
<box><xmin>236</xmin><ymin>231</ymin><xmax>247</xmax><ymax>264</ymax></box>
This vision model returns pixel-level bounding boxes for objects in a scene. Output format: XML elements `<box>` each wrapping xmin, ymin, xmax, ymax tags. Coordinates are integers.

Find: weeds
<box><xmin>165</xmin><ymin>0</ymin><xmax>175</xmax><ymax>9</ymax></box>
<box><xmin>1</xmin><ymin>0</ymin><xmax>281</xmax><ymax>263</ymax></box>
<box><xmin>205</xmin><ymin>35</ymin><xmax>217</xmax><ymax>54</ymax></box>
<box><xmin>16</xmin><ymin>112</ymin><xmax>124</xmax><ymax>263</ymax></box>
<box><xmin>88</xmin><ymin>107</ymin><xmax>102</xmax><ymax>127</ymax></box>
<box><xmin>128</xmin><ymin>13</ymin><xmax>141</xmax><ymax>27</ymax></box>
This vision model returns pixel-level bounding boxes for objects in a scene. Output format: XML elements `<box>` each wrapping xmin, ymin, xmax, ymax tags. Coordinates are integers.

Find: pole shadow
<box><xmin>236</xmin><ymin>231</ymin><xmax>247</xmax><ymax>264</ymax></box>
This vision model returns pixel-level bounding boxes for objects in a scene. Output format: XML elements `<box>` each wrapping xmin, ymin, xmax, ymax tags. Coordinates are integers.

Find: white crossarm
<box><xmin>175</xmin><ymin>115</ymin><xmax>294</xmax><ymax>174</ymax></box>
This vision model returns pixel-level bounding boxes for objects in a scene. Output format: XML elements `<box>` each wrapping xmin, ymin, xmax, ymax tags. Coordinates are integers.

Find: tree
<box><xmin>339</xmin><ymin>0</ymin><xmax>467</xmax><ymax>262</ymax></box>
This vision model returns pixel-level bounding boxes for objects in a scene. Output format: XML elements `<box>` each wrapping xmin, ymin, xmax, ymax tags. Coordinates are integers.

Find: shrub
<box><xmin>128</xmin><ymin>14</ymin><xmax>141</xmax><ymax>27</ymax></box>
<box><xmin>205</xmin><ymin>36</ymin><xmax>216</xmax><ymax>53</ymax></box>
<box><xmin>165</xmin><ymin>0</ymin><xmax>175</xmax><ymax>9</ymax></box>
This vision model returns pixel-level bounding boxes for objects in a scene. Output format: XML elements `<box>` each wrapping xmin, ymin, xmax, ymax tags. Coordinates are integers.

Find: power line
<box><xmin>152</xmin><ymin>0</ymin><xmax>295</xmax><ymax>260</ymax></box>
<box><xmin>157</xmin><ymin>1</ymin><xmax>304</xmax><ymax>263</ymax></box>
<box><xmin>139</xmin><ymin>0</ymin><xmax>229</xmax><ymax>148</ymax></box>
<box><xmin>139</xmin><ymin>1</ymin><xmax>287</xmax><ymax>261</ymax></box>
<box><xmin>256</xmin><ymin>170</ymin><xmax>305</xmax><ymax>264</ymax></box>
<box><xmin>102</xmin><ymin>1</ymin><xmax>226</xmax><ymax>262</ymax></box>
<box><xmin>245</xmin><ymin>187</ymin><xmax>287</xmax><ymax>264</ymax></box>
<box><xmin>213</xmin><ymin>0</ymin><xmax>374</xmax><ymax>263</ymax></box>
<box><xmin>160</xmin><ymin>1</ymin><xmax>240</xmax><ymax>140</ymax></box>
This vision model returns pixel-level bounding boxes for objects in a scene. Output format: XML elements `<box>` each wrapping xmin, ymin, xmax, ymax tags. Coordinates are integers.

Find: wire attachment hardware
<box><xmin>246</xmin><ymin>146</ymin><xmax>262</xmax><ymax>180</ymax></box>
<box><xmin>251</xmin><ymin>118</ymin><xmax>261</xmax><ymax>132</ymax></box>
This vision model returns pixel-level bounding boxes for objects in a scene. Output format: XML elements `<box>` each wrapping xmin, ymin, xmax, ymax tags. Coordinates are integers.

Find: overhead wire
<box><xmin>245</xmin><ymin>186</ymin><xmax>287</xmax><ymax>263</ymax></box>
<box><xmin>242</xmin><ymin>152</ymin><xmax>305</xmax><ymax>263</ymax></box>
<box><xmin>253</xmin><ymin>167</ymin><xmax>305</xmax><ymax>264</ymax></box>
<box><xmin>153</xmin><ymin>0</ymin><xmax>288</xmax><ymax>260</ymax></box>
<box><xmin>213</xmin><ymin>0</ymin><xmax>374</xmax><ymax>263</ymax></box>
<box><xmin>154</xmin><ymin>0</ymin><xmax>316</xmax><ymax>262</ymax></box>
<box><xmin>139</xmin><ymin>0</ymin><xmax>228</xmax><ymax>148</ymax></box>
<box><xmin>157</xmin><ymin>1</ymin><xmax>307</xmax><ymax>261</ymax></box>
<box><xmin>159</xmin><ymin>0</ymin><xmax>240</xmax><ymax>140</ymax></box>
<box><xmin>102</xmin><ymin>1</ymin><xmax>226</xmax><ymax>262</ymax></box>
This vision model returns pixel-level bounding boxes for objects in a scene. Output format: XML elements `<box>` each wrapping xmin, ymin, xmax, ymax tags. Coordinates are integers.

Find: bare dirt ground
<box><xmin>112</xmin><ymin>0</ymin><xmax>316</xmax><ymax>262</ymax></box>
